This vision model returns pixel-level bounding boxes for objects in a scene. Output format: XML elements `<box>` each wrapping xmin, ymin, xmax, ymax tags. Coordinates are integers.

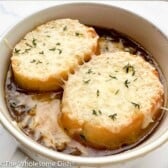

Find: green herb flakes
<box><xmin>96</xmin><ymin>90</ymin><xmax>100</xmax><ymax>97</ymax></box>
<box><xmin>14</xmin><ymin>48</ymin><xmax>20</xmax><ymax>54</ymax></box>
<box><xmin>39</xmin><ymin>51</ymin><xmax>44</xmax><ymax>54</ymax></box>
<box><xmin>30</xmin><ymin>59</ymin><xmax>42</xmax><ymax>64</ymax></box>
<box><xmin>109</xmin><ymin>75</ymin><xmax>117</xmax><ymax>80</ymax></box>
<box><xmin>123</xmin><ymin>63</ymin><xmax>135</xmax><ymax>76</ymax></box>
<box><xmin>25</xmin><ymin>43</ymin><xmax>32</xmax><ymax>48</ymax></box>
<box><xmin>115</xmin><ymin>89</ymin><xmax>119</xmax><ymax>95</ymax></box>
<box><xmin>75</xmin><ymin>32</ymin><xmax>83</xmax><ymax>36</ymax></box>
<box><xmin>92</xmin><ymin>109</ymin><xmax>97</xmax><ymax>116</ymax></box>
<box><xmin>92</xmin><ymin>109</ymin><xmax>102</xmax><ymax>116</ymax></box>
<box><xmin>131</xmin><ymin>102</ymin><xmax>140</xmax><ymax>109</ymax></box>
<box><xmin>30</xmin><ymin>59</ymin><xmax>36</xmax><ymax>63</ymax></box>
<box><xmin>87</xmin><ymin>68</ymin><xmax>92</xmax><ymax>74</ymax></box>
<box><xmin>124</xmin><ymin>79</ymin><xmax>130</xmax><ymax>88</ymax></box>
<box><xmin>83</xmin><ymin>79</ymin><xmax>91</xmax><ymax>84</ymax></box>
<box><xmin>134</xmin><ymin>78</ymin><xmax>138</xmax><ymax>82</ymax></box>
<box><xmin>98</xmin><ymin>110</ymin><xmax>102</xmax><ymax>115</ymax></box>
<box><xmin>49</xmin><ymin>48</ymin><xmax>56</xmax><ymax>51</ymax></box>
<box><xmin>63</xmin><ymin>26</ymin><xmax>67</xmax><ymax>31</ymax></box>
<box><xmin>49</xmin><ymin>48</ymin><xmax>62</xmax><ymax>54</ymax></box>
<box><xmin>57</xmin><ymin>49</ymin><xmax>62</xmax><ymax>54</ymax></box>
<box><xmin>109</xmin><ymin>113</ymin><xmax>117</xmax><ymax>120</ymax></box>
<box><xmin>32</xmin><ymin>38</ymin><xmax>37</xmax><ymax>47</ymax></box>
<box><xmin>36</xmin><ymin>60</ymin><xmax>42</xmax><ymax>64</ymax></box>
<box><xmin>24</xmin><ymin>48</ymin><xmax>31</xmax><ymax>53</ymax></box>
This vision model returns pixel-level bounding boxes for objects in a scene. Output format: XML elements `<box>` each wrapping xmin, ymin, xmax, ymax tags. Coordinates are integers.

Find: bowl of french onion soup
<box><xmin>0</xmin><ymin>3</ymin><xmax>168</xmax><ymax>167</ymax></box>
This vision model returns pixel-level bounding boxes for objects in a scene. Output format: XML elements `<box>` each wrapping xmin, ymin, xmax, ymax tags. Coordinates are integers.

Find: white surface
<box><xmin>0</xmin><ymin>1</ymin><xmax>168</xmax><ymax>168</ymax></box>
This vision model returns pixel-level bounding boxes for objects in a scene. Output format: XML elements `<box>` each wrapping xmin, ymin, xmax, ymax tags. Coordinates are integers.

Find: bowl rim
<box><xmin>0</xmin><ymin>2</ymin><xmax>168</xmax><ymax>165</ymax></box>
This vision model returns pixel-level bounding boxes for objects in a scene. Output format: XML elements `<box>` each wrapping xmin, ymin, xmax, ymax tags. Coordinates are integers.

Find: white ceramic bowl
<box><xmin>0</xmin><ymin>3</ymin><xmax>168</xmax><ymax>167</ymax></box>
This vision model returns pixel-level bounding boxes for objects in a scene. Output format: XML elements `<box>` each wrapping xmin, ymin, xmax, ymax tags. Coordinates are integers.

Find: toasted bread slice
<box><xmin>11</xmin><ymin>19</ymin><xmax>99</xmax><ymax>91</ymax></box>
<box><xmin>60</xmin><ymin>52</ymin><xmax>164</xmax><ymax>149</ymax></box>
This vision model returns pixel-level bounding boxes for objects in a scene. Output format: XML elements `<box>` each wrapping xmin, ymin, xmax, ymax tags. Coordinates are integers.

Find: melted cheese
<box><xmin>11</xmin><ymin>19</ymin><xmax>98</xmax><ymax>91</ymax></box>
<box><xmin>63</xmin><ymin>52</ymin><xmax>164</xmax><ymax>131</ymax></box>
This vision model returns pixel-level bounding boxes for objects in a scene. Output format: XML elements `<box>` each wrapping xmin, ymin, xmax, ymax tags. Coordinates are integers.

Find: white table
<box><xmin>0</xmin><ymin>1</ymin><xmax>168</xmax><ymax>168</ymax></box>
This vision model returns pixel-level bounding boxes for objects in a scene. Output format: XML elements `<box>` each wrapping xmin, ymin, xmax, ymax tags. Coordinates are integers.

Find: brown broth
<box><xmin>5</xmin><ymin>27</ymin><xmax>166</xmax><ymax>157</ymax></box>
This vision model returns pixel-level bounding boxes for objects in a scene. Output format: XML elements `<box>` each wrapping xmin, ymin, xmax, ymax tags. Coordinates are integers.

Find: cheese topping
<box><xmin>11</xmin><ymin>19</ymin><xmax>98</xmax><ymax>91</ymax></box>
<box><xmin>63</xmin><ymin>52</ymin><xmax>164</xmax><ymax>130</ymax></box>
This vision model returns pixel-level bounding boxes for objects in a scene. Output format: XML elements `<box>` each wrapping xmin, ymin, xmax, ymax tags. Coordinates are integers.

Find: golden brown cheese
<box><xmin>11</xmin><ymin>19</ymin><xmax>99</xmax><ymax>91</ymax></box>
<box><xmin>60</xmin><ymin>51</ymin><xmax>164</xmax><ymax>149</ymax></box>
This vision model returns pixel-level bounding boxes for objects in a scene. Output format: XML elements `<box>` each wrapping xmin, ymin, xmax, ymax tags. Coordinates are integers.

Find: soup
<box><xmin>5</xmin><ymin>27</ymin><xmax>165</xmax><ymax>156</ymax></box>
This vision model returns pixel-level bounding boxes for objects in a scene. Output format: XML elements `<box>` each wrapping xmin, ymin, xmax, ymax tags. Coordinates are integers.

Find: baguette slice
<box><xmin>11</xmin><ymin>19</ymin><xmax>99</xmax><ymax>91</ymax></box>
<box><xmin>60</xmin><ymin>51</ymin><xmax>164</xmax><ymax>149</ymax></box>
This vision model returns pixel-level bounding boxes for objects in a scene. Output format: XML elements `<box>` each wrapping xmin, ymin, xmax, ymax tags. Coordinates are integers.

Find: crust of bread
<box><xmin>11</xmin><ymin>19</ymin><xmax>99</xmax><ymax>91</ymax></box>
<box><xmin>60</xmin><ymin>52</ymin><xmax>164</xmax><ymax>149</ymax></box>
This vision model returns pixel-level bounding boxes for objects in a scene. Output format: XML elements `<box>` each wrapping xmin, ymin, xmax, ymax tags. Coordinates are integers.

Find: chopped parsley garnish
<box><xmin>36</xmin><ymin>60</ymin><xmax>42</xmax><ymax>64</ymax></box>
<box><xmin>98</xmin><ymin>110</ymin><xmax>102</xmax><ymax>115</ymax></box>
<box><xmin>131</xmin><ymin>102</ymin><xmax>140</xmax><ymax>109</ymax></box>
<box><xmin>124</xmin><ymin>79</ymin><xmax>130</xmax><ymax>88</ymax></box>
<box><xmin>115</xmin><ymin>89</ymin><xmax>119</xmax><ymax>95</ymax></box>
<box><xmin>24</xmin><ymin>48</ymin><xmax>31</xmax><ymax>53</ymax></box>
<box><xmin>39</xmin><ymin>51</ymin><xmax>44</xmax><ymax>54</ymax></box>
<box><xmin>134</xmin><ymin>78</ymin><xmax>138</xmax><ymax>82</ymax></box>
<box><xmin>25</xmin><ymin>43</ymin><xmax>32</xmax><ymax>48</ymax></box>
<box><xmin>49</xmin><ymin>48</ymin><xmax>62</xmax><ymax>54</ymax></box>
<box><xmin>57</xmin><ymin>49</ymin><xmax>62</xmax><ymax>54</ymax></box>
<box><xmin>123</xmin><ymin>63</ymin><xmax>135</xmax><ymax>76</ymax></box>
<box><xmin>32</xmin><ymin>38</ymin><xmax>37</xmax><ymax>47</ymax></box>
<box><xmin>132</xmin><ymin>70</ymin><xmax>135</xmax><ymax>76</ymax></box>
<box><xmin>92</xmin><ymin>109</ymin><xmax>102</xmax><ymax>116</ymax></box>
<box><xmin>49</xmin><ymin>48</ymin><xmax>56</xmax><ymax>51</ymax></box>
<box><xmin>14</xmin><ymin>48</ymin><xmax>20</xmax><ymax>54</ymax></box>
<box><xmin>63</xmin><ymin>26</ymin><xmax>67</xmax><ymax>31</ymax></box>
<box><xmin>109</xmin><ymin>75</ymin><xmax>117</xmax><ymax>80</ymax></box>
<box><xmin>30</xmin><ymin>59</ymin><xmax>36</xmax><ymax>63</ymax></box>
<box><xmin>96</xmin><ymin>89</ymin><xmax>100</xmax><ymax>97</ymax></box>
<box><xmin>92</xmin><ymin>109</ymin><xmax>97</xmax><ymax>116</ymax></box>
<box><xmin>56</xmin><ymin>42</ymin><xmax>61</xmax><ymax>45</ymax></box>
<box><xmin>83</xmin><ymin>79</ymin><xmax>90</xmax><ymax>84</ymax></box>
<box><xmin>87</xmin><ymin>68</ymin><xmax>92</xmax><ymax>74</ymax></box>
<box><xmin>75</xmin><ymin>32</ymin><xmax>83</xmax><ymax>36</ymax></box>
<box><xmin>30</xmin><ymin>59</ymin><xmax>42</xmax><ymax>64</ymax></box>
<box><xmin>46</xmin><ymin>35</ymin><xmax>50</xmax><ymax>37</ymax></box>
<box><xmin>109</xmin><ymin>113</ymin><xmax>117</xmax><ymax>120</ymax></box>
